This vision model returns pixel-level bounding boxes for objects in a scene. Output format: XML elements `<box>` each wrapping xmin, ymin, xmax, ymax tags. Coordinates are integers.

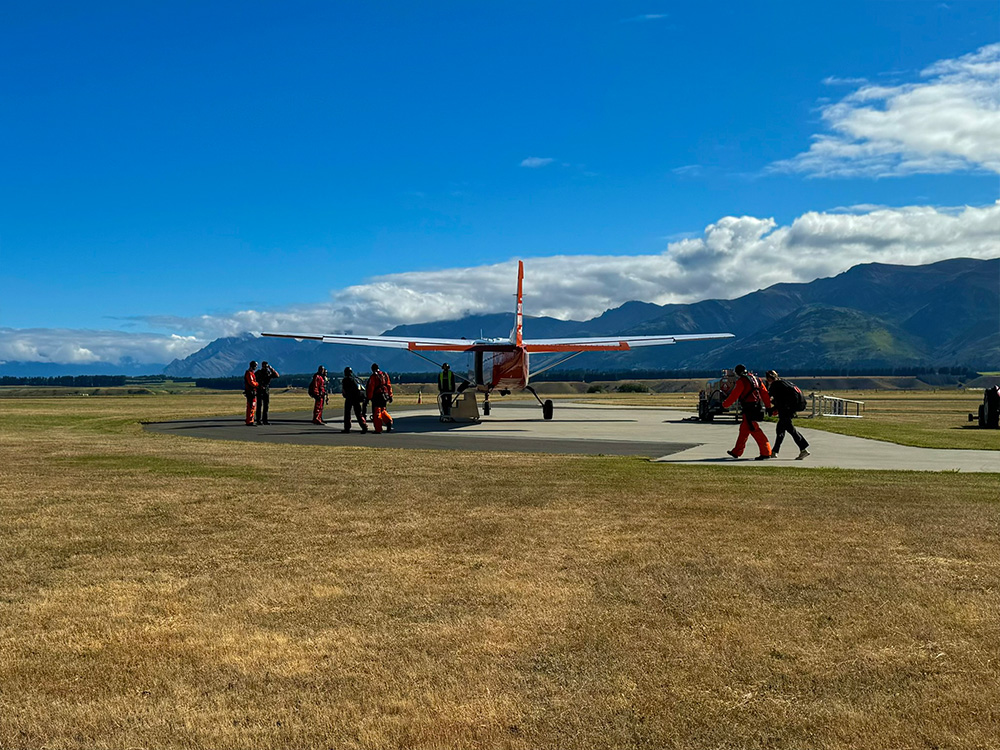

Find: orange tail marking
<box><xmin>515</xmin><ymin>260</ymin><xmax>524</xmax><ymax>347</ymax></box>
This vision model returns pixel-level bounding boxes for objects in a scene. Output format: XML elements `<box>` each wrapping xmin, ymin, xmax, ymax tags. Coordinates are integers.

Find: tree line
<box><xmin>0</xmin><ymin>375</ymin><xmax>129</xmax><ymax>387</ymax></box>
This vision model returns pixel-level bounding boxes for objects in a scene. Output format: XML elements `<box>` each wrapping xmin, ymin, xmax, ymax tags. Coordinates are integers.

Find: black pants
<box><xmin>440</xmin><ymin>392</ymin><xmax>453</xmax><ymax>415</ymax></box>
<box><xmin>774</xmin><ymin>413</ymin><xmax>808</xmax><ymax>454</ymax></box>
<box><xmin>344</xmin><ymin>398</ymin><xmax>368</xmax><ymax>431</ymax></box>
<box><xmin>255</xmin><ymin>388</ymin><xmax>270</xmax><ymax>424</ymax></box>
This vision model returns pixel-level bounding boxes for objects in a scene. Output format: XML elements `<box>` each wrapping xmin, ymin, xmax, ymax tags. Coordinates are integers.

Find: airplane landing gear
<box><xmin>525</xmin><ymin>386</ymin><xmax>554</xmax><ymax>420</ymax></box>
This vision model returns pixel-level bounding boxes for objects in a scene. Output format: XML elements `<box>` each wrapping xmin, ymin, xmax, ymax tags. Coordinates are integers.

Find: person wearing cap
<box><xmin>308</xmin><ymin>365</ymin><xmax>328</xmax><ymax>425</ymax></box>
<box><xmin>366</xmin><ymin>363</ymin><xmax>394</xmax><ymax>433</ymax></box>
<box><xmin>341</xmin><ymin>366</ymin><xmax>369</xmax><ymax>433</ymax></box>
<box><xmin>254</xmin><ymin>361</ymin><xmax>280</xmax><ymax>425</ymax></box>
<box><xmin>722</xmin><ymin>364</ymin><xmax>772</xmax><ymax>460</ymax></box>
<box><xmin>243</xmin><ymin>360</ymin><xmax>259</xmax><ymax>426</ymax></box>
<box><xmin>764</xmin><ymin>370</ymin><xmax>810</xmax><ymax>459</ymax></box>
<box><xmin>438</xmin><ymin>362</ymin><xmax>456</xmax><ymax>416</ymax></box>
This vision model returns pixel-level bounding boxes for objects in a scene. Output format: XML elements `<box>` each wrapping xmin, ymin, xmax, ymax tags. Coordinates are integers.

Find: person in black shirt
<box><xmin>255</xmin><ymin>361</ymin><xmax>279</xmax><ymax>425</ymax></box>
<box><xmin>340</xmin><ymin>367</ymin><xmax>369</xmax><ymax>433</ymax></box>
<box><xmin>765</xmin><ymin>370</ymin><xmax>810</xmax><ymax>460</ymax></box>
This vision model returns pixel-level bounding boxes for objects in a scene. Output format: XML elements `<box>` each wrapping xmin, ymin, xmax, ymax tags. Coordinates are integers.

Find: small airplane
<box><xmin>262</xmin><ymin>261</ymin><xmax>734</xmax><ymax>419</ymax></box>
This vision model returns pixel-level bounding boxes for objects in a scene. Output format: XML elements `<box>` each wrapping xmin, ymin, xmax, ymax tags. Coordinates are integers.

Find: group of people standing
<box><xmin>722</xmin><ymin>365</ymin><xmax>811</xmax><ymax>460</ymax></box>
<box><xmin>242</xmin><ymin>360</ymin><xmax>280</xmax><ymax>425</ymax></box>
<box><xmin>306</xmin><ymin>363</ymin><xmax>395</xmax><ymax>434</ymax></box>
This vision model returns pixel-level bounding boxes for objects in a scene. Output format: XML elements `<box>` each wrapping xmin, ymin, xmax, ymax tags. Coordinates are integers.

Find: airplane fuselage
<box><xmin>490</xmin><ymin>347</ymin><xmax>529</xmax><ymax>391</ymax></box>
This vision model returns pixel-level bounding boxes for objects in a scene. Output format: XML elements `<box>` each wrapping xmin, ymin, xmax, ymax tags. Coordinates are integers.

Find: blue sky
<box><xmin>1</xmin><ymin>1</ymin><xmax>998</xmax><ymax>367</ymax></box>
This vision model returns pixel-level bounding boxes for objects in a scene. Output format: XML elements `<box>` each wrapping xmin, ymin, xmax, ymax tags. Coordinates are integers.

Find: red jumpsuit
<box><xmin>723</xmin><ymin>374</ymin><xmax>772</xmax><ymax>458</ymax></box>
<box><xmin>310</xmin><ymin>372</ymin><xmax>326</xmax><ymax>424</ymax></box>
<box><xmin>243</xmin><ymin>368</ymin><xmax>258</xmax><ymax>425</ymax></box>
<box><xmin>366</xmin><ymin>369</ymin><xmax>394</xmax><ymax>433</ymax></box>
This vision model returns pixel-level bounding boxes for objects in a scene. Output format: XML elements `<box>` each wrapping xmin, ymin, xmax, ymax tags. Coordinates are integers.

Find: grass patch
<box><xmin>794</xmin><ymin>390</ymin><xmax>998</xmax><ymax>450</ymax></box>
<box><xmin>1</xmin><ymin>395</ymin><xmax>998</xmax><ymax>748</ymax></box>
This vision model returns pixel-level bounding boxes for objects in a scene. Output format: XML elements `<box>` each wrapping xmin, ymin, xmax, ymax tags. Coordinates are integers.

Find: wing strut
<box><xmin>404</xmin><ymin>348</ymin><xmax>476</xmax><ymax>388</ymax></box>
<box><xmin>528</xmin><ymin>350</ymin><xmax>586</xmax><ymax>379</ymax></box>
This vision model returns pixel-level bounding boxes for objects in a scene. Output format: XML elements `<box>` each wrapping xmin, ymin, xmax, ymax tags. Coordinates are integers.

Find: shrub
<box><xmin>617</xmin><ymin>382</ymin><xmax>649</xmax><ymax>393</ymax></box>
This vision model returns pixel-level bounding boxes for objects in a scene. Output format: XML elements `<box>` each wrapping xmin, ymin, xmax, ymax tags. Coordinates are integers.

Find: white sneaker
<box><xmin>796</xmin><ymin>449</ymin><xmax>810</xmax><ymax>460</ymax></box>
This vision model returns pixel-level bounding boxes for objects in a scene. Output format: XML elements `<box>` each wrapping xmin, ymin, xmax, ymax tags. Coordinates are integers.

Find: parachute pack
<box><xmin>783</xmin><ymin>381</ymin><xmax>808</xmax><ymax>412</ymax></box>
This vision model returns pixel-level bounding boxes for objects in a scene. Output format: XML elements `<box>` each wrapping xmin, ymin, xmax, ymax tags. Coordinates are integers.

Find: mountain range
<box><xmin>157</xmin><ymin>256</ymin><xmax>997</xmax><ymax>377</ymax></box>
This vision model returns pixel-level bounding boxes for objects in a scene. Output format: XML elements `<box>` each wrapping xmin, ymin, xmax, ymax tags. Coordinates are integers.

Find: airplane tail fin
<box><xmin>512</xmin><ymin>260</ymin><xmax>524</xmax><ymax>346</ymax></box>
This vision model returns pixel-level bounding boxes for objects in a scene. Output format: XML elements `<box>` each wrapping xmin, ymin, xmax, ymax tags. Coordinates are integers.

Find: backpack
<box><xmin>739</xmin><ymin>374</ymin><xmax>766</xmax><ymax>421</ymax></box>
<box><xmin>775</xmin><ymin>379</ymin><xmax>807</xmax><ymax>413</ymax></box>
<box><xmin>791</xmin><ymin>383</ymin><xmax>807</xmax><ymax>412</ymax></box>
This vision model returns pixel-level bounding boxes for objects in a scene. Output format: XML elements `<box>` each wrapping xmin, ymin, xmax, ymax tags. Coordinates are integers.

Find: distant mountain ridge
<box><xmin>162</xmin><ymin>257</ymin><xmax>999</xmax><ymax>377</ymax></box>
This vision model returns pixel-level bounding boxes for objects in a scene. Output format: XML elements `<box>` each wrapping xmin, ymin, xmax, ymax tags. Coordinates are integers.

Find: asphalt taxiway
<box><xmin>143</xmin><ymin>401</ymin><xmax>998</xmax><ymax>472</ymax></box>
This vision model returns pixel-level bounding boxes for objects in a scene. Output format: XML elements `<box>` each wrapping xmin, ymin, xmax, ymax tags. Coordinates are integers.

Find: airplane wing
<box><xmin>260</xmin><ymin>332</ymin><xmax>496</xmax><ymax>352</ymax></box>
<box><xmin>521</xmin><ymin>332</ymin><xmax>735</xmax><ymax>352</ymax></box>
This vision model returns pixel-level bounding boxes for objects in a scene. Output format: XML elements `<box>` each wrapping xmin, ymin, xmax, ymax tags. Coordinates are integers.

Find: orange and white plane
<box><xmin>262</xmin><ymin>261</ymin><xmax>734</xmax><ymax>419</ymax></box>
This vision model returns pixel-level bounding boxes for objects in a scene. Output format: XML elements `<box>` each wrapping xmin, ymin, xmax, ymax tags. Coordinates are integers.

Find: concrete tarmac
<box><xmin>143</xmin><ymin>401</ymin><xmax>999</xmax><ymax>472</ymax></box>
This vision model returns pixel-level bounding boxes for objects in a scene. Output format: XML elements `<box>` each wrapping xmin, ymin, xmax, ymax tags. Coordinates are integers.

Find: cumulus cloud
<box><xmin>0</xmin><ymin>329</ymin><xmax>204</xmax><ymax>367</ymax></box>
<box><xmin>773</xmin><ymin>43</ymin><xmax>1000</xmax><ymax>177</ymax></box>
<box><xmin>6</xmin><ymin>202</ymin><xmax>998</xmax><ymax>365</ymax></box>
<box><xmin>520</xmin><ymin>157</ymin><xmax>555</xmax><ymax>168</ymax></box>
<box><xmin>140</xmin><ymin>201</ymin><xmax>1000</xmax><ymax>334</ymax></box>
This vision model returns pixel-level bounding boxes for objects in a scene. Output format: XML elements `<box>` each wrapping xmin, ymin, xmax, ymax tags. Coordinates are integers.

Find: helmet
<box><xmin>734</xmin><ymin>364</ymin><xmax>747</xmax><ymax>376</ymax></box>
<box><xmin>344</xmin><ymin>367</ymin><xmax>352</xmax><ymax>375</ymax></box>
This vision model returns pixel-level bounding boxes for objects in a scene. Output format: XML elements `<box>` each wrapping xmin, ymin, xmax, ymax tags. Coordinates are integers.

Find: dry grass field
<box><xmin>1</xmin><ymin>393</ymin><xmax>999</xmax><ymax>749</ymax></box>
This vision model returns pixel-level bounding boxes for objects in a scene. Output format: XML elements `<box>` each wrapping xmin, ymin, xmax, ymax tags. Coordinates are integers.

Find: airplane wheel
<box><xmin>542</xmin><ymin>399</ymin><xmax>554</xmax><ymax>420</ymax></box>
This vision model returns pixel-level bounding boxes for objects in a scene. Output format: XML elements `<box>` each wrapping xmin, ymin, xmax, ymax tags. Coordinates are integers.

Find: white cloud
<box><xmin>520</xmin><ymin>157</ymin><xmax>555</xmax><ymax>168</ymax></box>
<box><xmin>773</xmin><ymin>43</ymin><xmax>1000</xmax><ymax>177</ymax></box>
<box><xmin>5</xmin><ymin>202</ymin><xmax>998</xmax><ymax>365</ymax></box>
<box><xmin>822</xmin><ymin>76</ymin><xmax>869</xmax><ymax>86</ymax></box>
<box><xmin>671</xmin><ymin>164</ymin><xmax>704</xmax><ymax>177</ymax></box>
<box><xmin>0</xmin><ymin>330</ymin><xmax>205</xmax><ymax>366</ymax></box>
<box><xmin>620</xmin><ymin>14</ymin><xmax>668</xmax><ymax>23</ymax></box>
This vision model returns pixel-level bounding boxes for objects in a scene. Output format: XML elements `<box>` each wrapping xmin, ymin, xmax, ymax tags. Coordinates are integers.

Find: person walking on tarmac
<box><xmin>341</xmin><ymin>367</ymin><xmax>369</xmax><ymax>433</ymax></box>
<box><xmin>366</xmin><ymin>363</ymin><xmax>394</xmax><ymax>433</ymax></box>
<box><xmin>255</xmin><ymin>361</ymin><xmax>280</xmax><ymax>425</ymax></box>
<box><xmin>243</xmin><ymin>361</ymin><xmax>259</xmax><ymax>426</ymax></box>
<box><xmin>723</xmin><ymin>364</ymin><xmax>772</xmax><ymax>460</ymax></box>
<box><xmin>765</xmin><ymin>370</ymin><xmax>810</xmax><ymax>460</ymax></box>
<box><xmin>309</xmin><ymin>366</ymin><xmax>327</xmax><ymax>425</ymax></box>
<box><xmin>438</xmin><ymin>363</ymin><xmax>456</xmax><ymax>416</ymax></box>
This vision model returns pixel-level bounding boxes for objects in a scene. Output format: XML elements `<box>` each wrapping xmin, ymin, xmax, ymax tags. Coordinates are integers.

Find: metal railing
<box><xmin>808</xmin><ymin>393</ymin><xmax>865</xmax><ymax>418</ymax></box>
